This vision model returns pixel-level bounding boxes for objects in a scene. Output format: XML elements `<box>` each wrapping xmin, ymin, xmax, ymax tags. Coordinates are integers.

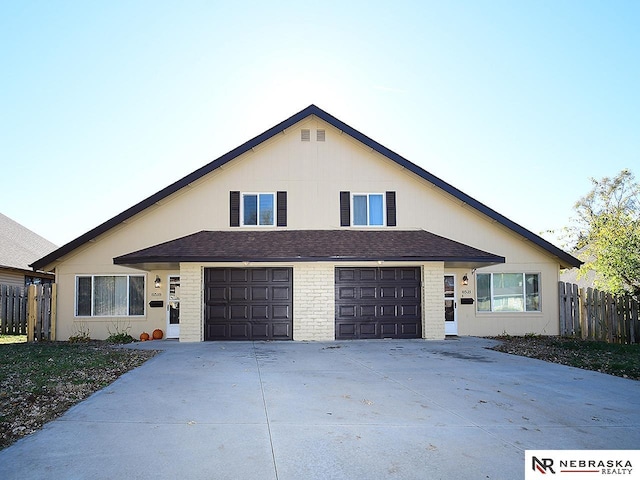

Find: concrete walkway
<box><xmin>1</xmin><ymin>338</ymin><xmax>639</xmax><ymax>479</ymax></box>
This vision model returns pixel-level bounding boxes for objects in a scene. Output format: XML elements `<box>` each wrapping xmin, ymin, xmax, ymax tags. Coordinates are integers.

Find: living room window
<box><xmin>75</xmin><ymin>275</ymin><xmax>145</xmax><ymax>317</ymax></box>
<box><xmin>242</xmin><ymin>193</ymin><xmax>275</xmax><ymax>226</ymax></box>
<box><xmin>352</xmin><ymin>193</ymin><xmax>385</xmax><ymax>226</ymax></box>
<box><xmin>476</xmin><ymin>273</ymin><xmax>540</xmax><ymax>312</ymax></box>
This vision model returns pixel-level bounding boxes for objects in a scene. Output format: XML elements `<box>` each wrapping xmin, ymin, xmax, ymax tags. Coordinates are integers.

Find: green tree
<box><xmin>570</xmin><ymin>169</ymin><xmax>640</xmax><ymax>299</ymax></box>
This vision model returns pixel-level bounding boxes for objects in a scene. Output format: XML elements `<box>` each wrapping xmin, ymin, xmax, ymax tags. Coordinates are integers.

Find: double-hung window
<box><xmin>476</xmin><ymin>273</ymin><xmax>540</xmax><ymax>312</ymax></box>
<box><xmin>352</xmin><ymin>193</ymin><xmax>385</xmax><ymax>226</ymax></box>
<box><xmin>76</xmin><ymin>275</ymin><xmax>145</xmax><ymax>317</ymax></box>
<box><xmin>242</xmin><ymin>193</ymin><xmax>275</xmax><ymax>226</ymax></box>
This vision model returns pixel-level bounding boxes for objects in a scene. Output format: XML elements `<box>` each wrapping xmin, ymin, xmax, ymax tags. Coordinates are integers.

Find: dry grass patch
<box><xmin>0</xmin><ymin>341</ymin><xmax>156</xmax><ymax>449</ymax></box>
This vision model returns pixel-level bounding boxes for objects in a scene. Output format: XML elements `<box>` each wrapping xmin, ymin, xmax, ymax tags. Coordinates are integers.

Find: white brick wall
<box><xmin>422</xmin><ymin>262</ymin><xmax>445</xmax><ymax>340</ymax></box>
<box><xmin>293</xmin><ymin>264</ymin><xmax>335</xmax><ymax>341</ymax></box>
<box><xmin>179</xmin><ymin>263</ymin><xmax>203</xmax><ymax>342</ymax></box>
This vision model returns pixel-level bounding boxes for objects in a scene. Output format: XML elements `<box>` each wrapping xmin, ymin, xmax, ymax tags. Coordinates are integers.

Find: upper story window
<box><xmin>340</xmin><ymin>191</ymin><xmax>396</xmax><ymax>227</ymax></box>
<box><xmin>230</xmin><ymin>191</ymin><xmax>287</xmax><ymax>227</ymax></box>
<box><xmin>476</xmin><ymin>273</ymin><xmax>541</xmax><ymax>313</ymax></box>
<box><xmin>353</xmin><ymin>193</ymin><xmax>385</xmax><ymax>226</ymax></box>
<box><xmin>242</xmin><ymin>193</ymin><xmax>274</xmax><ymax>226</ymax></box>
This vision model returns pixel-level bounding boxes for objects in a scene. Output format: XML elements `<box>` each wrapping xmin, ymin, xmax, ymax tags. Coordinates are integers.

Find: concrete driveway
<box><xmin>1</xmin><ymin>338</ymin><xmax>638</xmax><ymax>480</ymax></box>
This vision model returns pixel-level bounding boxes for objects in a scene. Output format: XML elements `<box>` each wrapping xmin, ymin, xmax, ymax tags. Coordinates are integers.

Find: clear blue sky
<box><xmin>1</xmin><ymin>1</ymin><xmax>638</xmax><ymax>248</ymax></box>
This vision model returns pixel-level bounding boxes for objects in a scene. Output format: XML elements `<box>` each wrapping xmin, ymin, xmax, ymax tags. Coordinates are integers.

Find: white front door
<box><xmin>166</xmin><ymin>275</ymin><xmax>180</xmax><ymax>339</ymax></box>
<box><xmin>444</xmin><ymin>274</ymin><xmax>458</xmax><ymax>335</ymax></box>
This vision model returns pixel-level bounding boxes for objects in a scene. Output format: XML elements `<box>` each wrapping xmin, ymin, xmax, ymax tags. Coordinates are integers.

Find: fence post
<box><xmin>558</xmin><ymin>282</ymin><xmax>567</xmax><ymax>335</ymax></box>
<box><xmin>27</xmin><ymin>284</ymin><xmax>37</xmax><ymax>342</ymax></box>
<box><xmin>579</xmin><ymin>287</ymin><xmax>587</xmax><ymax>339</ymax></box>
<box><xmin>50</xmin><ymin>283</ymin><xmax>57</xmax><ymax>341</ymax></box>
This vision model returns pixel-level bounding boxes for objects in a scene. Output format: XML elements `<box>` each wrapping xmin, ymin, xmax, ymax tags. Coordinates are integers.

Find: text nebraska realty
<box><xmin>566</xmin><ymin>459</ymin><xmax>632</xmax><ymax>475</ymax></box>
<box><xmin>544</xmin><ymin>458</ymin><xmax>633</xmax><ymax>475</ymax></box>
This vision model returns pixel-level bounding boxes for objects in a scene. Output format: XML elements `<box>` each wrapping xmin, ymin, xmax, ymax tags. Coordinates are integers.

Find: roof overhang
<box><xmin>113</xmin><ymin>230</ymin><xmax>506</xmax><ymax>271</ymax></box>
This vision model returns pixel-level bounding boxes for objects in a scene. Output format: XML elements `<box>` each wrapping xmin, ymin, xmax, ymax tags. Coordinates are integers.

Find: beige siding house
<box><xmin>32</xmin><ymin>106</ymin><xmax>580</xmax><ymax>342</ymax></box>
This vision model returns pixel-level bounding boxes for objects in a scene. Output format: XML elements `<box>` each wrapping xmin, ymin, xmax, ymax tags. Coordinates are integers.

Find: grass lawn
<box><xmin>0</xmin><ymin>341</ymin><xmax>156</xmax><ymax>449</ymax></box>
<box><xmin>491</xmin><ymin>335</ymin><xmax>640</xmax><ymax>380</ymax></box>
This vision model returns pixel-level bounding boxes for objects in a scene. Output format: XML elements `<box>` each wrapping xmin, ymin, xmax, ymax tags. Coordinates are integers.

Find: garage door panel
<box><xmin>335</xmin><ymin>267</ymin><xmax>421</xmax><ymax>340</ymax></box>
<box><xmin>207</xmin><ymin>286</ymin><xmax>227</xmax><ymax>301</ymax></box>
<box><xmin>358</xmin><ymin>269</ymin><xmax>377</xmax><ymax>281</ymax></box>
<box><xmin>272</xmin><ymin>305</ymin><xmax>291</xmax><ymax>319</ymax></box>
<box><xmin>400</xmin><ymin>304</ymin><xmax>419</xmax><ymax>317</ymax></box>
<box><xmin>230</xmin><ymin>305</ymin><xmax>248</xmax><ymax>320</ymax></box>
<box><xmin>205</xmin><ymin>268</ymin><xmax>293</xmax><ymax>341</ymax></box>
<box><xmin>359</xmin><ymin>304</ymin><xmax>376</xmax><ymax>317</ymax></box>
<box><xmin>230</xmin><ymin>324</ymin><xmax>249</xmax><ymax>339</ymax></box>
<box><xmin>272</xmin><ymin>322</ymin><xmax>291</xmax><ymax>338</ymax></box>
<box><xmin>361</xmin><ymin>287</ymin><xmax>377</xmax><ymax>299</ymax></box>
<box><xmin>380</xmin><ymin>304</ymin><xmax>397</xmax><ymax>317</ymax></box>
<box><xmin>251</xmin><ymin>323</ymin><xmax>269</xmax><ymax>338</ymax></box>
<box><xmin>360</xmin><ymin>323</ymin><xmax>377</xmax><ymax>336</ymax></box>
<box><xmin>231</xmin><ymin>287</ymin><xmax>249</xmax><ymax>301</ymax></box>
<box><xmin>230</xmin><ymin>269</ymin><xmax>249</xmax><ymax>282</ymax></box>
<box><xmin>402</xmin><ymin>286</ymin><xmax>419</xmax><ymax>298</ymax></box>
<box><xmin>206</xmin><ymin>304</ymin><xmax>226</xmax><ymax>320</ymax></box>
<box><xmin>251</xmin><ymin>305</ymin><xmax>269</xmax><ymax>319</ymax></box>
<box><xmin>271</xmin><ymin>268</ymin><xmax>291</xmax><ymax>282</ymax></box>
<box><xmin>272</xmin><ymin>286</ymin><xmax>290</xmax><ymax>300</ymax></box>
<box><xmin>380</xmin><ymin>286</ymin><xmax>398</xmax><ymax>298</ymax></box>
<box><xmin>401</xmin><ymin>323</ymin><xmax>419</xmax><ymax>336</ymax></box>
<box><xmin>338</xmin><ymin>287</ymin><xmax>356</xmax><ymax>299</ymax></box>
<box><xmin>251</xmin><ymin>286</ymin><xmax>268</xmax><ymax>300</ymax></box>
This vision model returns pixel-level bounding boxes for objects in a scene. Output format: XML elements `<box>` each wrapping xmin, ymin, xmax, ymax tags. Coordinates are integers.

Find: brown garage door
<box><xmin>204</xmin><ymin>268</ymin><xmax>293</xmax><ymax>340</ymax></box>
<box><xmin>335</xmin><ymin>267</ymin><xmax>421</xmax><ymax>340</ymax></box>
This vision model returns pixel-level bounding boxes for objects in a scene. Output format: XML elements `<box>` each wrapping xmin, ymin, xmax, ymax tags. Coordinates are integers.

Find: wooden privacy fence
<box><xmin>0</xmin><ymin>283</ymin><xmax>56</xmax><ymax>341</ymax></box>
<box><xmin>559</xmin><ymin>281</ymin><xmax>639</xmax><ymax>344</ymax></box>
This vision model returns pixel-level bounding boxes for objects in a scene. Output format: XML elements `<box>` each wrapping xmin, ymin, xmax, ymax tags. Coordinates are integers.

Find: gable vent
<box><xmin>301</xmin><ymin>129</ymin><xmax>310</xmax><ymax>141</ymax></box>
<box><xmin>317</xmin><ymin>129</ymin><xmax>325</xmax><ymax>142</ymax></box>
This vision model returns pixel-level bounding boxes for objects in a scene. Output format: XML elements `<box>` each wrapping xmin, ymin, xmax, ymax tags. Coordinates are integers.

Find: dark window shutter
<box><xmin>230</xmin><ymin>191</ymin><xmax>240</xmax><ymax>227</ymax></box>
<box><xmin>386</xmin><ymin>191</ymin><xmax>396</xmax><ymax>226</ymax></box>
<box><xmin>340</xmin><ymin>191</ymin><xmax>350</xmax><ymax>226</ymax></box>
<box><xmin>277</xmin><ymin>191</ymin><xmax>287</xmax><ymax>227</ymax></box>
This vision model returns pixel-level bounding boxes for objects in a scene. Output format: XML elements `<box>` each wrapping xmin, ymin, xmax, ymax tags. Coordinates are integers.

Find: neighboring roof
<box><xmin>0</xmin><ymin>213</ymin><xmax>57</xmax><ymax>273</ymax></box>
<box><xmin>113</xmin><ymin>229</ymin><xmax>505</xmax><ymax>269</ymax></box>
<box><xmin>32</xmin><ymin>104</ymin><xmax>581</xmax><ymax>270</ymax></box>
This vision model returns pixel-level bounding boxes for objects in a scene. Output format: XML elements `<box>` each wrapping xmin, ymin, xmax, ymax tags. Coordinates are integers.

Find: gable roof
<box><xmin>31</xmin><ymin>104</ymin><xmax>581</xmax><ymax>270</ymax></box>
<box><xmin>113</xmin><ymin>230</ymin><xmax>506</xmax><ymax>270</ymax></box>
<box><xmin>0</xmin><ymin>212</ymin><xmax>57</xmax><ymax>274</ymax></box>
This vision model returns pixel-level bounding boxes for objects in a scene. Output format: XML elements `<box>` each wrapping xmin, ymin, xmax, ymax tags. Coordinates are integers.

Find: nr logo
<box><xmin>532</xmin><ymin>457</ymin><xmax>556</xmax><ymax>474</ymax></box>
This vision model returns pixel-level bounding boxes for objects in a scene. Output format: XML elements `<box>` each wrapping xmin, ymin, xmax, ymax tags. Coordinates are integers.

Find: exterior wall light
<box><xmin>155</xmin><ymin>276</ymin><xmax>162</xmax><ymax>288</ymax></box>
<box><xmin>462</xmin><ymin>274</ymin><xmax>469</xmax><ymax>285</ymax></box>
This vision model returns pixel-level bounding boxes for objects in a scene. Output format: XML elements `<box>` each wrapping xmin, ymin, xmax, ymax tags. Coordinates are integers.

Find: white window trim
<box><xmin>75</xmin><ymin>274</ymin><xmax>146</xmax><ymax>318</ymax></box>
<box><xmin>351</xmin><ymin>192</ymin><xmax>386</xmax><ymax>227</ymax></box>
<box><xmin>476</xmin><ymin>272</ymin><xmax>542</xmax><ymax>313</ymax></box>
<box><xmin>240</xmin><ymin>192</ymin><xmax>276</xmax><ymax>227</ymax></box>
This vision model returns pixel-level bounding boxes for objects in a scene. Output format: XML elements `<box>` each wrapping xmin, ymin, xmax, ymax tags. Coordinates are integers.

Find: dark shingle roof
<box><xmin>113</xmin><ymin>230</ymin><xmax>505</xmax><ymax>267</ymax></box>
<box><xmin>32</xmin><ymin>104</ymin><xmax>581</xmax><ymax>270</ymax></box>
<box><xmin>0</xmin><ymin>212</ymin><xmax>57</xmax><ymax>272</ymax></box>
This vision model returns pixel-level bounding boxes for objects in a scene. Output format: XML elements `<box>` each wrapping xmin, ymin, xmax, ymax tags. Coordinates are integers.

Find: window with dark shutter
<box><xmin>386</xmin><ymin>191</ymin><xmax>396</xmax><ymax>226</ymax></box>
<box><xmin>277</xmin><ymin>191</ymin><xmax>287</xmax><ymax>227</ymax></box>
<box><xmin>340</xmin><ymin>191</ymin><xmax>350</xmax><ymax>226</ymax></box>
<box><xmin>230</xmin><ymin>191</ymin><xmax>240</xmax><ymax>227</ymax></box>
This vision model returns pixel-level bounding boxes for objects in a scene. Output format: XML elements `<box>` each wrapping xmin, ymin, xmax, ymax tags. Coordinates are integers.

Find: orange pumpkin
<box><xmin>152</xmin><ymin>329</ymin><xmax>164</xmax><ymax>340</ymax></box>
<box><xmin>140</xmin><ymin>332</ymin><xmax>150</xmax><ymax>341</ymax></box>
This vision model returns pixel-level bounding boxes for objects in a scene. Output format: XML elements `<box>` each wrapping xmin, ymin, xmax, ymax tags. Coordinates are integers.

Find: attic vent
<box><xmin>317</xmin><ymin>129</ymin><xmax>325</xmax><ymax>142</ymax></box>
<box><xmin>301</xmin><ymin>129</ymin><xmax>310</xmax><ymax>141</ymax></box>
